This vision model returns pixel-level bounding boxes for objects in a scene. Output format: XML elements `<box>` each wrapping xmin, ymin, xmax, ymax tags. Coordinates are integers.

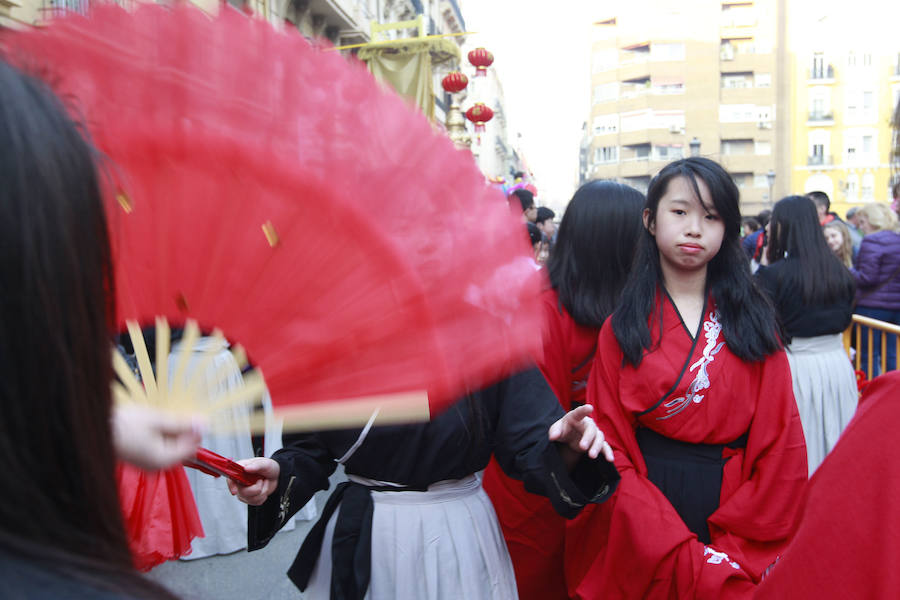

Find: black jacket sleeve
<box><xmin>490</xmin><ymin>368</ymin><xmax>620</xmax><ymax>519</ymax></box>
<box><xmin>247</xmin><ymin>433</ymin><xmax>337</xmax><ymax>551</ymax></box>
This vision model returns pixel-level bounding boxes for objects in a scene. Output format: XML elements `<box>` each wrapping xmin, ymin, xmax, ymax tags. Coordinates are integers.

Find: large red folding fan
<box><xmin>5</xmin><ymin>4</ymin><xmax>543</xmax><ymax>567</ymax></box>
<box><xmin>5</xmin><ymin>4</ymin><xmax>543</xmax><ymax>423</ymax></box>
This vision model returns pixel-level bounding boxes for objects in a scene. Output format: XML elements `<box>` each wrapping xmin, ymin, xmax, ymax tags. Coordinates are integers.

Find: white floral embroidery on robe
<box><xmin>703</xmin><ymin>546</ymin><xmax>741</xmax><ymax>570</ymax></box>
<box><xmin>659</xmin><ymin>310</ymin><xmax>726</xmax><ymax>420</ymax></box>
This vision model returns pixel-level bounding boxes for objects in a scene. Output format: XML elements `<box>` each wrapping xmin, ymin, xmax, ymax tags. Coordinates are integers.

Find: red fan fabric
<box><xmin>116</xmin><ymin>463</ymin><xmax>204</xmax><ymax>571</ymax></box>
<box><xmin>4</xmin><ymin>4</ymin><xmax>542</xmax><ymax>415</ymax></box>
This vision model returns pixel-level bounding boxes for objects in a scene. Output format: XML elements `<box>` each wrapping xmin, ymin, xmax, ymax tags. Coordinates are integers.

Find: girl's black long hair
<box><xmin>766</xmin><ymin>195</ymin><xmax>856</xmax><ymax>304</ymax></box>
<box><xmin>547</xmin><ymin>180</ymin><xmax>645</xmax><ymax>328</ymax></box>
<box><xmin>612</xmin><ymin>157</ymin><xmax>783</xmax><ymax>367</ymax></box>
<box><xmin>0</xmin><ymin>60</ymin><xmax>176</xmax><ymax>598</ymax></box>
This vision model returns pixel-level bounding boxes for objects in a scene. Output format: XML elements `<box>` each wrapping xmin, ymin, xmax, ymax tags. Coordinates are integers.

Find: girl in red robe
<box><xmin>566</xmin><ymin>157</ymin><xmax>808</xmax><ymax>599</ymax></box>
<box><xmin>483</xmin><ymin>181</ymin><xmax>645</xmax><ymax>600</ymax></box>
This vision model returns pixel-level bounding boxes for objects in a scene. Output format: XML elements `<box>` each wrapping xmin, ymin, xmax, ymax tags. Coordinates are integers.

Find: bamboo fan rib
<box><xmin>113</xmin><ymin>318</ymin><xmax>429</xmax><ymax>434</ymax></box>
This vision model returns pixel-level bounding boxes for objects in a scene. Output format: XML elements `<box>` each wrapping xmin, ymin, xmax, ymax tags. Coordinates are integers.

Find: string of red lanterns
<box><xmin>440</xmin><ymin>48</ymin><xmax>496</xmax><ymax>142</ymax></box>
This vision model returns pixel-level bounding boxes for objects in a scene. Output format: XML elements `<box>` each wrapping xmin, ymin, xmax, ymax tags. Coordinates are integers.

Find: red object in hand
<box><xmin>184</xmin><ymin>447</ymin><xmax>261</xmax><ymax>487</ymax></box>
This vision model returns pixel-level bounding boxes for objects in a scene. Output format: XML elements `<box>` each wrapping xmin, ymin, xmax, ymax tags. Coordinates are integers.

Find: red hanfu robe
<box><xmin>566</xmin><ymin>292</ymin><xmax>808</xmax><ymax>600</ymax></box>
<box><xmin>755</xmin><ymin>370</ymin><xmax>900</xmax><ymax>599</ymax></box>
<box><xmin>483</xmin><ymin>288</ymin><xmax>600</xmax><ymax>600</ymax></box>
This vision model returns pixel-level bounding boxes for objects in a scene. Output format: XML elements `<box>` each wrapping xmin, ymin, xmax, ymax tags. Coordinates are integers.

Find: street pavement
<box><xmin>146</xmin><ymin>469</ymin><xmax>346</xmax><ymax>600</ymax></box>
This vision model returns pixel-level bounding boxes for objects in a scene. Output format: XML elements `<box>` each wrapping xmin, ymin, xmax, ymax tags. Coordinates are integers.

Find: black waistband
<box><xmin>636</xmin><ymin>427</ymin><xmax>748</xmax><ymax>460</ymax></box>
<box><xmin>287</xmin><ymin>480</ymin><xmax>427</xmax><ymax>600</ymax></box>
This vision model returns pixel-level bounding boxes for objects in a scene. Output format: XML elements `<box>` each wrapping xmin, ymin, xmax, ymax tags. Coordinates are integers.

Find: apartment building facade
<box><xmin>586</xmin><ymin>1</ymin><xmax>788</xmax><ymax>213</ymax></box>
<box><xmin>789</xmin><ymin>1</ymin><xmax>900</xmax><ymax>215</ymax></box>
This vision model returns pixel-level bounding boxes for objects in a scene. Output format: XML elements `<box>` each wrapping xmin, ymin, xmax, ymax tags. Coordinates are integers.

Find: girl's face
<box><xmin>824</xmin><ymin>227</ymin><xmax>843</xmax><ymax>252</ymax></box>
<box><xmin>646</xmin><ymin>175</ymin><xmax>725</xmax><ymax>278</ymax></box>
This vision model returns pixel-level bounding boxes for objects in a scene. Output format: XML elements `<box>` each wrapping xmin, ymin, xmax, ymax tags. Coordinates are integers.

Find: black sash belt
<box><xmin>288</xmin><ymin>480</ymin><xmax>426</xmax><ymax>600</ymax></box>
<box><xmin>636</xmin><ymin>427</ymin><xmax>748</xmax><ymax>545</ymax></box>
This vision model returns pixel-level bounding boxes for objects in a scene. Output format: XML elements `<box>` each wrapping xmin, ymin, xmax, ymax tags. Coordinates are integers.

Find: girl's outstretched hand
<box><xmin>227</xmin><ymin>458</ymin><xmax>280</xmax><ymax>506</ymax></box>
<box><xmin>548</xmin><ymin>404</ymin><xmax>614</xmax><ymax>468</ymax></box>
<box><xmin>112</xmin><ymin>404</ymin><xmax>203</xmax><ymax>471</ymax></box>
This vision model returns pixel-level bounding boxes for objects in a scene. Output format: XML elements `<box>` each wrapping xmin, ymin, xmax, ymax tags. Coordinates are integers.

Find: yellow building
<box><xmin>788</xmin><ymin>0</ymin><xmax>900</xmax><ymax>218</ymax></box>
<box><xmin>586</xmin><ymin>0</ymin><xmax>789</xmax><ymax>214</ymax></box>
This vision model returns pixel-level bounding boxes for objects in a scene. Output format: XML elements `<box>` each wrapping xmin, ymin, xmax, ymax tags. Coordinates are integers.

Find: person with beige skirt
<box><xmin>756</xmin><ymin>195</ymin><xmax>858</xmax><ymax>474</ymax></box>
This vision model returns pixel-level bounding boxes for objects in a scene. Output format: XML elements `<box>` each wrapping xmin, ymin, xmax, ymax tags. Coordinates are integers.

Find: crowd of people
<box><xmin>4</xmin><ymin>35</ymin><xmax>900</xmax><ymax>600</ymax></box>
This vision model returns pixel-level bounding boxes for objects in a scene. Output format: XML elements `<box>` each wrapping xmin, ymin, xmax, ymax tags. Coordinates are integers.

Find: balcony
<box><xmin>807</xmin><ymin>155</ymin><xmax>834</xmax><ymax>166</ymax></box>
<box><xmin>807</xmin><ymin>112</ymin><xmax>834</xmax><ymax>125</ymax></box>
<box><xmin>621</xmin><ymin>78</ymin><xmax>652</xmax><ymax>99</ymax></box>
<box><xmin>808</xmin><ymin>64</ymin><xmax>835</xmax><ymax>83</ymax></box>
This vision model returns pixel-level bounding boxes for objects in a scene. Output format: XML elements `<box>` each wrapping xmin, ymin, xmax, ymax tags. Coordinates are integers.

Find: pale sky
<box><xmin>463</xmin><ymin>1</ymin><xmax>598</xmax><ymax>212</ymax></box>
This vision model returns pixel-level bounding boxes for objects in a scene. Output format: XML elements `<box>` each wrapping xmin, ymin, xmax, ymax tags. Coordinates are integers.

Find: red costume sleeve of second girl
<box><xmin>482</xmin><ymin>289</ymin><xmax>601</xmax><ymax>600</ymax></box>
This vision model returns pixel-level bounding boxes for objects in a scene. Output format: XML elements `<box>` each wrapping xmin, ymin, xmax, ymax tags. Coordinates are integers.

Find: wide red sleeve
<box><xmin>708</xmin><ymin>350</ymin><xmax>808</xmax><ymax>580</ymax></box>
<box><xmin>755</xmin><ymin>371</ymin><xmax>900</xmax><ymax>599</ymax></box>
<box><xmin>536</xmin><ymin>293</ymin><xmax>571</xmax><ymax>409</ymax></box>
<box><xmin>565</xmin><ymin>322</ymin><xmax>755</xmax><ymax>600</ymax></box>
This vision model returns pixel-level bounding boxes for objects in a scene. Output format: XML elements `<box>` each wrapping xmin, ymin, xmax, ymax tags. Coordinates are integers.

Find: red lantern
<box><xmin>441</xmin><ymin>71</ymin><xmax>469</xmax><ymax>94</ymax></box>
<box><xmin>467</xmin><ymin>47</ymin><xmax>494</xmax><ymax>77</ymax></box>
<box><xmin>465</xmin><ymin>102</ymin><xmax>494</xmax><ymax>132</ymax></box>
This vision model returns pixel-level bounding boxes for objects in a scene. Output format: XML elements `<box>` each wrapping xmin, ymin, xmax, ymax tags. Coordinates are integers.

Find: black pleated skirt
<box><xmin>636</xmin><ymin>427</ymin><xmax>746</xmax><ymax>544</ymax></box>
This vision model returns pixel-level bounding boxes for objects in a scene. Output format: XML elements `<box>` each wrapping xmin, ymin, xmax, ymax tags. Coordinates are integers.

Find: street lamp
<box><xmin>767</xmin><ymin>169</ymin><xmax>776</xmax><ymax>206</ymax></box>
<box><xmin>689</xmin><ymin>137</ymin><xmax>701</xmax><ymax>157</ymax></box>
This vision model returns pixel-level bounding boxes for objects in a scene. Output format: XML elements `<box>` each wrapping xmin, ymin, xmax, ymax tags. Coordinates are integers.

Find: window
<box><xmin>653</xmin><ymin>145</ymin><xmax>684</xmax><ymax>161</ymax></box>
<box><xmin>623</xmin><ymin>143</ymin><xmax>651</xmax><ymax>160</ymax></box>
<box><xmin>847</xmin><ymin>173</ymin><xmax>859</xmax><ymax>199</ymax></box>
<box><xmin>862</xmin><ymin>91</ymin><xmax>875</xmax><ymax>120</ymax></box>
<box><xmin>594</xmin><ymin>145</ymin><xmax>618</xmax><ymax>164</ymax></box>
<box><xmin>722</xmin><ymin>72</ymin><xmax>754</xmax><ymax>89</ymax></box>
<box><xmin>753</xmin><ymin>174</ymin><xmax>771</xmax><ymax>188</ymax></box>
<box><xmin>592</xmin><ymin>114</ymin><xmax>619</xmax><ymax>135</ymax></box>
<box><xmin>755</xmin><ymin>73</ymin><xmax>771</xmax><ymax>87</ymax></box>
<box><xmin>730</xmin><ymin>172</ymin><xmax>753</xmax><ymax>189</ymax></box>
<box><xmin>862</xmin><ymin>173</ymin><xmax>874</xmax><ymax>200</ymax></box>
<box><xmin>811</xmin><ymin>52</ymin><xmax>825</xmax><ymax>78</ymax></box>
<box><xmin>810</xmin><ymin>143</ymin><xmax>824</xmax><ymax>165</ymax></box>
<box><xmin>811</xmin><ymin>97</ymin><xmax>825</xmax><ymax>116</ymax></box>
<box><xmin>862</xmin><ymin>135</ymin><xmax>873</xmax><ymax>154</ymax></box>
<box><xmin>863</xmin><ymin>53</ymin><xmax>872</xmax><ymax>67</ymax></box>
<box><xmin>721</xmin><ymin>139</ymin><xmax>754</xmax><ymax>155</ymax></box>
<box><xmin>755</xmin><ymin>141</ymin><xmax>772</xmax><ymax>155</ymax></box>
<box><xmin>847</xmin><ymin>51</ymin><xmax>856</xmax><ymax>67</ymax></box>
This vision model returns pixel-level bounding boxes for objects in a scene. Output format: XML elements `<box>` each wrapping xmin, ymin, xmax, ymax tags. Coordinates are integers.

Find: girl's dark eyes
<box><xmin>705</xmin><ymin>214</ymin><xmax>720</xmax><ymax>221</ymax></box>
<box><xmin>673</xmin><ymin>209</ymin><xmax>686</xmax><ymax>215</ymax></box>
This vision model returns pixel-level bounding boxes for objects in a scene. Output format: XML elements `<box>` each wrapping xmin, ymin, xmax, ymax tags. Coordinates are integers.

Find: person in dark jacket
<box><xmin>852</xmin><ymin>202</ymin><xmax>900</xmax><ymax>375</ymax></box>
